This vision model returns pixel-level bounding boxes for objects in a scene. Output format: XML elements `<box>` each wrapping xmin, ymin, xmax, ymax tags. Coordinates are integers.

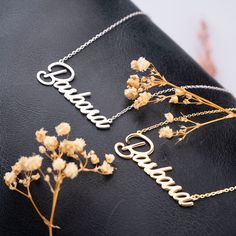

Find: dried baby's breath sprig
<box><xmin>158</xmin><ymin>112</ymin><xmax>236</xmax><ymax>142</ymax></box>
<box><xmin>4</xmin><ymin>122</ymin><xmax>115</xmax><ymax>236</ymax></box>
<box><xmin>125</xmin><ymin>57</ymin><xmax>235</xmax><ymax>116</ymax></box>
<box><xmin>126</xmin><ymin>57</ymin><xmax>236</xmax><ymax>139</ymax></box>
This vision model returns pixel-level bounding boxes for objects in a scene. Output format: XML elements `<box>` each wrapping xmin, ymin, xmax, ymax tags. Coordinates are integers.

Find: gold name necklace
<box><xmin>115</xmin><ymin>108</ymin><xmax>236</xmax><ymax>207</ymax></box>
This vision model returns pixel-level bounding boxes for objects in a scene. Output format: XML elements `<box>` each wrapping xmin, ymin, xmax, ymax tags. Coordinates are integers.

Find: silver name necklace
<box><xmin>36</xmin><ymin>11</ymin><xmax>229</xmax><ymax>129</ymax></box>
<box><xmin>37</xmin><ymin>11</ymin><xmax>145</xmax><ymax>129</ymax></box>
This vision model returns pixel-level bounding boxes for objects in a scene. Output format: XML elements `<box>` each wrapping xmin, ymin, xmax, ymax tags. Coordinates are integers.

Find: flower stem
<box><xmin>49</xmin><ymin>176</ymin><xmax>62</xmax><ymax>236</ymax></box>
<box><xmin>178</xmin><ymin>115</ymin><xmax>236</xmax><ymax>141</ymax></box>
<box><xmin>166</xmin><ymin>81</ymin><xmax>235</xmax><ymax>116</ymax></box>
<box><xmin>39</xmin><ymin>168</ymin><xmax>54</xmax><ymax>193</ymax></box>
<box><xmin>26</xmin><ymin>186</ymin><xmax>50</xmax><ymax>226</ymax></box>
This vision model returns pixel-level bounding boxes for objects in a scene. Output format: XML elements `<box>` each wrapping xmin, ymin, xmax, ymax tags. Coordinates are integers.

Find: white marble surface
<box><xmin>133</xmin><ymin>0</ymin><xmax>236</xmax><ymax>95</ymax></box>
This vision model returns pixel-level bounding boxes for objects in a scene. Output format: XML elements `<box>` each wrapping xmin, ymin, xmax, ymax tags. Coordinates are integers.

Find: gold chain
<box><xmin>191</xmin><ymin>186</ymin><xmax>236</xmax><ymax>201</ymax></box>
<box><xmin>138</xmin><ymin>107</ymin><xmax>236</xmax><ymax>202</ymax></box>
<box><xmin>139</xmin><ymin>107</ymin><xmax>236</xmax><ymax>134</ymax></box>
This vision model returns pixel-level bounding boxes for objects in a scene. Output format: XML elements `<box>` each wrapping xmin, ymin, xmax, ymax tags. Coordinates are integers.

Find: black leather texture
<box><xmin>1</xmin><ymin>1</ymin><xmax>236</xmax><ymax>235</ymax></box>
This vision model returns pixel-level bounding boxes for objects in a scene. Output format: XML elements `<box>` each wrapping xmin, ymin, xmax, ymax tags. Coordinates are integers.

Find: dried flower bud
<box><xmin>39</xmin><ymin>146</ymin><xmax>46</xmax><ymax>154</ymax></box>
<box><xmin>55</xmin><ymin>122</ymin><xmax>71</xmax><ymax>136</ymax></box>
<box><xmin>60</xmin><ymin>138</ymin><xmax>86</xmax><ymax>156</ymax></box>
<box><xmin>31</xmin><ymin>173</ymin><xmax>40</xmax><ymax>181</ymax></box>
<box><xmin>52</xmin><ymin>158</ymin><xmax>66</xmax><ymax>171</ymax></box>
<box><xmin>90</xmin><ymin>152</ymin><xmax>100</xmax><ymax>165</ymax></box>
<box><xmin>164</xmin><ymin>113</ymin><xmax>174</xmax><ymax>123</ymax></box>
<box><xmin>4</xmin><ymin>172</ymin><xmax>17</xmax><ymax>186</ymax></box>
<box><xmin>44</xmin><ymin>136</ymin><xmax>58</xmax><ymax>151</ymax></box>
<box><xmin>131</xmin><ymin>57</ymin><xmax>150</xmax><ymax>72</ymax></box>
<box><xmin>159</xmin><ymin>126</ymin><xmax>174</xmax><ymax>139</ymax></box>
<box><xmin>63</xmin><ymin>163</ymin><xmax>79</xmax><ymax>179</ymax></box>
<box><xmin>99</xmin><ymin>161</ymin><xmax>114</xmax><ymax>175</ymax></box>
<box><xmin>11</xmin><ymin>161</ymin><xmax>23</xmax><ymax>174</ymax></box>
<box><xmin>133</xmin><ymin>92</ymin><xmax>152</xmax><ymax>109</ymax></box>
<box><xmin>105</xmin><ymin>154</ymin><xmax>115</xmax><ymax>164</ymax></box>
<box><xmin>138</xmin><ymin>88</ymin><xmax>144</xmax><ymax>93</ymax></box>
<box><xmin>47</xmin><ymin>167</ymin><xmax>52</xmax><ymax>173</ymax></box>
<box><xmin>124</xmin><ymin>88</ymin><xmax>139</xmax><ymax>100</ymax></box>
<box><xmin>169</xmin><ymin>95</ymin><xmax>179</xmax><ymax>104</ymax></box>
<box><xmin>74</xmin><ymin>138</ymin><xmax>86</xmax><ymax>153</ymax></box>
<box><xmin>35</xmin><ymin>128</ymin><xmax>47</xmax><ymax>143</ymax></box>
<box><xmin>60</xmin><ymin>140</ymin><xmax>73</xmax><ymax>155</ymax></box>
<box><xmin>127</xmin><ymin>75</ymin><xmax>140</xmax><ymax>88</ymax></box>
<box><xmin>21</xmin><ymin>155</ymin><xmax>43</xmax><ymax>172</ymax></box>
<box><xmin>175</xmin><ymin>88</ymin><xmax>186</xmax><ymax>96</ymax></box>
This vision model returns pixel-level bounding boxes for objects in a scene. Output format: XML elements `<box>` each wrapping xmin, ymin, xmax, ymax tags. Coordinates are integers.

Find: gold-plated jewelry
<box><xmin>115</xmin><ymin>107</ymin><xmax>236</xmax><ymax>207</ymax></box>
<box><xmin>115</xmin><ymin>132</ymin><xmax>194</xmax><ymax>207</ymax></box>
<box><xmin>138</xmin><ymin>107</ymin><xmax>236</xmax><ymax>134</ymax></box>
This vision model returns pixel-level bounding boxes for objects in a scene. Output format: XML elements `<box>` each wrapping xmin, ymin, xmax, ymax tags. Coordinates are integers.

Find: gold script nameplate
<box><xmin>114</xmin><ymin>132</ymin><xmax>194</xmax><ymax>207</ymax></box>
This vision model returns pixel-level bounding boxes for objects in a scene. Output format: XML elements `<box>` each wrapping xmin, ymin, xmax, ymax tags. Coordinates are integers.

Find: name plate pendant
<box><xmin>115</xmin><ymin>132</ymin><xmax>194</xmax><ymax>207</ymax></box>
<box><xmin>37</xmin><ymin>62</ymin><xmax>111</xmax><ymax>129</ymax></box>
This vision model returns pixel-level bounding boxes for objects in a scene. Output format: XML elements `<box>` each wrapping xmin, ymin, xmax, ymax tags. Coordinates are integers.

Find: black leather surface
<box><xmin>1</xmin><ymin>1</ymin><xmax>236</xmax><ymax>235</ymax></box>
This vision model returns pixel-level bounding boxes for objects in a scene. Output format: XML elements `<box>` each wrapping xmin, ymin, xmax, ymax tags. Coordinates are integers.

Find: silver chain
<box><xmin>53</xmin><ymin>11</ymin><xmax>230</xmax><ymax>126</ymax></box>
<box><xmin>58</xmin><ymin>11</ymin><xmax>145</xmax><ymax>63</ymax></box>
<box><xmin>107</xmin><ymin>84</ymin><xmax>230</xmax><ymax>123</ymax></box>
<box><xmin>152</xmin><ymin>85</ymin><xmax>228</xmax><ymax>97</ymax></box>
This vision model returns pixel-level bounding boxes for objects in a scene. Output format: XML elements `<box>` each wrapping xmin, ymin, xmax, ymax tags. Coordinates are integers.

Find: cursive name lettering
<box><xmin>115</xmin><ymin>132</ymin><xmax>194</xmax><ymax>207</ymax></box>
<box><xmin>37</xmin><ymin>62</ymin><xmax>110</xmax><ymax>129</ymax></box>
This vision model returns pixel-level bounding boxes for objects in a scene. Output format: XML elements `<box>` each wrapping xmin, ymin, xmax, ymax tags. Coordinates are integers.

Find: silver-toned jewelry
<box><xmin>37</xmin><ymin>11</ymin><xmax>145</xmax><ymax>129</ymax></box>
<box><xmin>107</xmin><ymin>85</ymin><xmax>229</xmax><ymax>123</ymax></box>
<box><xmin>36</xmin><ymin>11</ymin><xmax>229</xmax><ymax>129</ymax></box>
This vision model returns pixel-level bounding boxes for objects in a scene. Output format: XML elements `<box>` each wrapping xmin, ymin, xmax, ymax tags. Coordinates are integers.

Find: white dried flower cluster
<box><xmin>99</xmin><ymin>161</ymin><xmax>114</xmax><ymax>175</ymax></box>
<box><xmin>86</xmin><ymin>151</ymin><xmax>115</xmax><ymax>175</ymax></box>
<box><xmin>125</xmin><ymin>58</ymin><xmax>209</xmax><ymax>112</ymax></box>
<box><xmin>4</xmin><ymin>155</ymin><xmax>43</xmax><ymax>189</ymax></box>
<box><xmin>105</xmin><ymin>154</ymin><xmax>115</xmax><ymax>163</ymax></box>
<box><xmin>164</xmin><ymin>113</ymin><xmax>174</xmax><ymax>123</ymax></box>
<box><xmin>55</xmin><ymin>122</ymin><xmax>71</xmax><ymax>136</ymax></box>
<box><xmin>169</xmin><ymin>95</ymin><xmax>179</xmax><ymax>104</ymax></box>
<box><xmin>131</xmin><ymin>57</ymin><xmax>151</xmax><ymax>72</ymax></box>
<box><xmin>4</xmin><ymin>172</ymin><xmax>17</xmax><ymax>188</ymax></box>
<box><xmin>124</xmin><ymin>57</ymin><xmax>152</xmax><ymax>103</ymax></box>
<box><xmin>35</xmin><ymin>128</ymin><xmax>47</xmax><ymax>143</ymax></box>
<box><xmin>168</xmin><ymin>88</ymin><xmax>201</xmax><ymax>105</ymax></box>
<box><xmin>52</xmin><ymin>158</ymin><xmax>79</xmax><ymax>179</ymax></box>
<box><xmin>159</xmin><ymin>126</ymin><xmax>174</xmax><ymax>139</ymax></box>
<box><xmin>4</xmin><ymin>122</ymin><xmax>116</xmax><ymax>234</ymax></box>
<box><xmin>60</xmin><ymin>138</ymin><xmax>86</xmax><ymax>156</ymax></box>
<box><xmin>133</xmin><ymin>92</ymin><xmax>152</xmax><ymax>110</ymax></box>
<box><xmin>52</xmin><ymin>158</ymin><xmax>66</xmax><ymax>171</ymax></box>
<box><xmin>124</xmin><ymin>57</ymin><xmax>169</xmax><ymax>109</ymax></box>
<box><xmin>63</xmin><ymin>162</ymin><xmax>79</xmax><ymax>179</ymax></box>
<box><xmin>44</xmin><ymin>136</ymin><xmax>58</xmax><ymax>151</ymax></box>
<box><xmin>89</xmin><ymin>150</ymin><xmax>100</xmax><ymax>164</ymax></box>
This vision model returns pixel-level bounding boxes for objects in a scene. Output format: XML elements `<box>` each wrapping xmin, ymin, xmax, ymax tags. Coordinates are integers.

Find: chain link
<box><xmin>139</xmin><ymin>107</ymin><xmax>236</xmax><ymax>133</ymax></box>
<box><xmin>54</xmin><ymin>10</ymin><xmax>231</xmax><ymax>126</ymax></box>
<box><xmin>107</xmin><ymin>105</ymin><xmax>133</xmax><ymax>124</ymax></box>
<box><xmin>152</xmin><ymin>85</ymin><xmax>228</xmax><ymax>97</ymax></box>
<box><xmin>138</xmin><ymin>106</ymin><xmax>236</xmax><ymax>202</ymax></box>
<box><xmin>108</xmin><ymin>85</ymin><xmax>229</xmax><ymax>123</ymax></box>
<box><xmin>191</xmin><ymin>186</ymin><xmax>236</xmax><ymax>201</ymax></box>
<box><xmin>59</xmin><ymin>11</ymin><xmax>145</xmax><ymax>63</ymax></box>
